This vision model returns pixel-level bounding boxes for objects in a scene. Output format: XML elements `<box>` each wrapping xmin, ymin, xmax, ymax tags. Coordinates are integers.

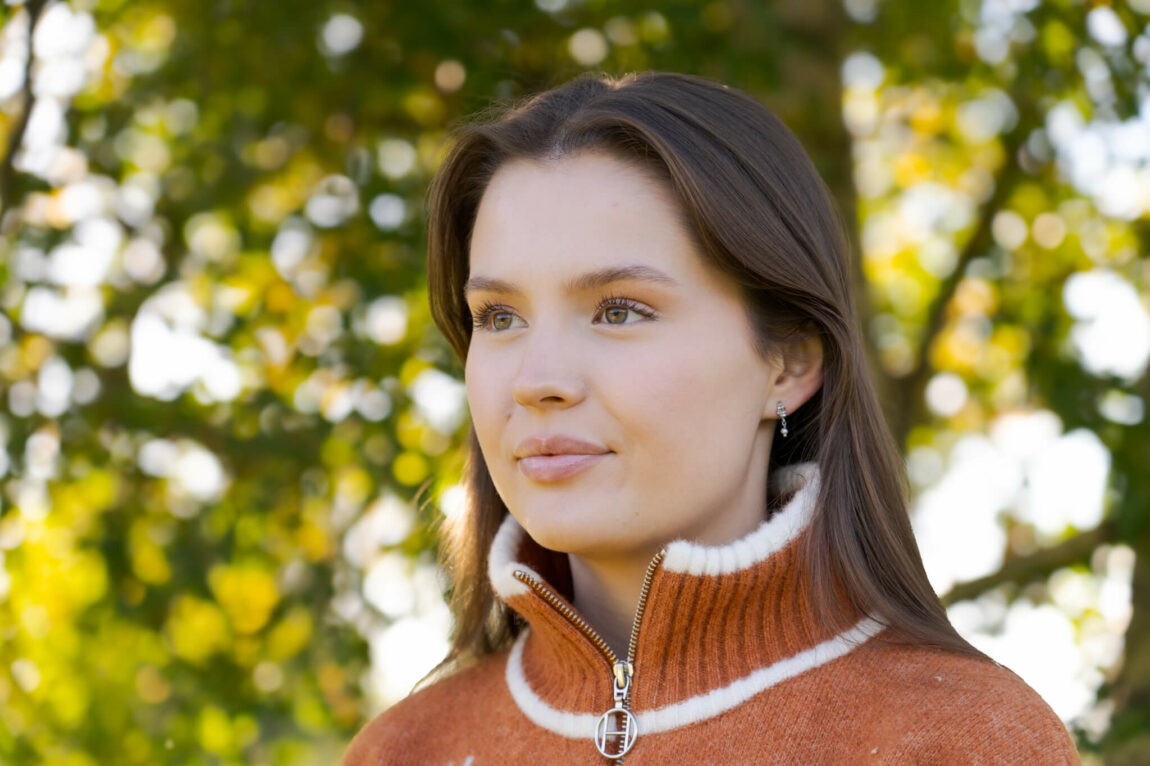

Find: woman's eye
<box><xmin>471</xmin><ymin>304</ymin><xmax>525</xmax><ymax>332</ymax></box>
<box><xmin>594</xmin><ymin>298</ymin><xmax>657</xmax><ymax>326</ymax></box>
<box><xmin>489</xmin><ymin>311</ymin><xmax>515</xmax><ymax>330</ymax></box>
<box><xmin>602</xmin><ymin>306</ymin><xmax>632</xmax><ymax>325</ymax></box>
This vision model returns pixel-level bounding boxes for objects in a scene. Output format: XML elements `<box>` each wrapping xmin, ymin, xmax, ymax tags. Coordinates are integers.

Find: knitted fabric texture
<box><xmin>343</xmin><ymin>465</ymin><xmax>1080</xmax><ymax>764</ymax></box>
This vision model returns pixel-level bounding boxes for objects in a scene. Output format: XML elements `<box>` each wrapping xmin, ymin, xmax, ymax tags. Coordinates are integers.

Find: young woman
<box><xmin>343</xmin><ymin>72</ymin><xmax>1078</xmax><ymax>764</ymax></box>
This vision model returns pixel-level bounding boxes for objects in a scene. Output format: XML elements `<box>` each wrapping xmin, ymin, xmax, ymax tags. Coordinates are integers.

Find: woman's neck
<box><xmin>567</xmin><ymin>553</ymin><xmax>656</xmax><ymax>658</ymax></box>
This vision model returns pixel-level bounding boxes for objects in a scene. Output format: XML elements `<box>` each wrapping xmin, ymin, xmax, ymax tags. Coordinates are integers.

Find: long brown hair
<box><xmin>427</xmin><ymin>71</ymin><xmax>974</xmax><ymax>669</ymax></box>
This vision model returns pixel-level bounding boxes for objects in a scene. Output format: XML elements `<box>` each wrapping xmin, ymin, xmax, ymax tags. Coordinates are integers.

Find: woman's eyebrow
<box><xmin>565</xmin><ymin>265</ymin><xmax>679</xmax><ymax>292</ymax></box>
<box><xmin>464</xmin><ymin>265</ymin><xmax>678</xmax><ymax>298</ymax></box>
<box><xmin>463</xmin><ymin>276</ymin><xmax>519</xmax><ymax>298</ymax></box>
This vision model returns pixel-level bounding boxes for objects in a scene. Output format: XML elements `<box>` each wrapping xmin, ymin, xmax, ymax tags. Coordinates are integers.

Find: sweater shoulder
<box><xmin>340</xmin><ymin>650</ymin><xmax>511</xmax><ymax>766</ymax></box>
<box><xmin>853</xmin><ymin>641</ymin><xmax>1079</xmax><ymax>763</ymax></box>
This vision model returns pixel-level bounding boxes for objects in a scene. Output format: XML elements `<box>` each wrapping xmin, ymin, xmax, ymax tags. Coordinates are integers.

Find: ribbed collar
<box><xmin>486</xmin><ymin>463</ymin><xmax>883</xmax><ymax>739</ymax></box>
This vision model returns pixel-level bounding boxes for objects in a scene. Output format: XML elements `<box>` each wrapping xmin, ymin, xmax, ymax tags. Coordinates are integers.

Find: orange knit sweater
<box><xmin>344</xmin><ymin>466</ymin><xmax>1080</xmax><ymax>764</ymax></box>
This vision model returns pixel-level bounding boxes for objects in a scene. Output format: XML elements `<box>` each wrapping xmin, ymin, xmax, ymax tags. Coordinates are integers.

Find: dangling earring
<box><xmin>776</xmin><ymin>401</ymin><xmax>789</xmax><ymax>438</ymax></box>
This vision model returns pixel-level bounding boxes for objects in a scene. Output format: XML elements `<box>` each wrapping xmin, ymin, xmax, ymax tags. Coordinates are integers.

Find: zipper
<box><xmin>513</xmin><ymin>549</ymin><xmax>666</xmax><ymax>761</ymax></box>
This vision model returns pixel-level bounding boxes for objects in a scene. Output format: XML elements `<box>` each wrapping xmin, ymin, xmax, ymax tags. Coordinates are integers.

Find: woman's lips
<box><xmin>513</xmin><ymin>435</ymin><xmax>610</xmax><ymax>482</ymax></box>
<box><xmin>518</xmin><ymin>453</ymin><xmax>608</xmax><ymax>482</ymax></box>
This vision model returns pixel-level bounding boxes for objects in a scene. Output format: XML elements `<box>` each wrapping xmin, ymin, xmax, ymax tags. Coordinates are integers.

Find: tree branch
<box><xmin>0</xmin><ymin>0</ymin><xmax>51</xmax><ymax>220</ymax></box>
<box><xmin>887</xmin><ymin>122</ymin><xmax>1031</xmax><ymax>445</ymax></box>
<box><xmin>940</xmin><ymin>522</ymin><xmax>1117</xmax><ymax>606</ymax></box>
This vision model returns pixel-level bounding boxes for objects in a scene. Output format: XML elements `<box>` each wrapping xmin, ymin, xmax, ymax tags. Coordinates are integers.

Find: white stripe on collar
<box><xmin>504</xmin><ymin>615</ymin><xmax>883</xmax><ymax>740</ymax></box>
<box><xmin>488</xmin><ymin>511</ymin><xmax>533</xmax><ymax>599</ymax></box>
<box><xmin>487</xmin><ymin>462</ymin><xmax>821</xmax><ymax>594</ymax></box>
<box><xmin>661</xmin><ymin>462</ymin><xmax>819</xmax><ymax>575</ymax></box>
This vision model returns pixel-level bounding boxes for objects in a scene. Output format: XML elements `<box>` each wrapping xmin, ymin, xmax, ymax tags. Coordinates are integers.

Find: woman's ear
<box><xmin>762</xmin><ymin>334</ymin><xmax>823</xmax><ymax>419</ymax></box>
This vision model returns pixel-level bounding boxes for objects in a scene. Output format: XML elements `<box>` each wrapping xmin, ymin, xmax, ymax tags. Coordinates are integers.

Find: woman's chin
<box><xmin>513</xmin><ymin>509</ymin><xmax>656</xmax><ymax>563</ymax></box>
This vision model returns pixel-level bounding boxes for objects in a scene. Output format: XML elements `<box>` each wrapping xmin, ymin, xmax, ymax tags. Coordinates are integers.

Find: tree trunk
<box><xmin>1104</xmin><ymin>530</ymin><xmax>1150</xmax><ymax>763</ymax></box>
<box><xmin>762</xmin><ymin>0</ymin><xmax>883</xmax><ymax>404</ymax></box>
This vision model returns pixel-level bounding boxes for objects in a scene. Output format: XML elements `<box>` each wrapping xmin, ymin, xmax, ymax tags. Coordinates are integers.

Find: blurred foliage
<box><xmin>0</xmin><ymin>0</ymin><xmax>1147</xmax><ymax>763</ymax></box>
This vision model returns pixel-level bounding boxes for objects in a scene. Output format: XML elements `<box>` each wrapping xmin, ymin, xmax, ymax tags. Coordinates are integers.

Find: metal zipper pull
<box><xmin>514</xmin><ymin>550</ymin><xmax>666</xmax><ymax>761</ymax></box>
<box><xmin>595</xmin><ymin>660</ymin><xmax>638</xmax><ymax>759</ymax></box>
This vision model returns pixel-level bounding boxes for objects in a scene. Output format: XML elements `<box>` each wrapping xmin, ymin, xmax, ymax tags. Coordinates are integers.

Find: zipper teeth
<box><xmin>513</xmin><ymin>570</ymin><xmax>618</xmax><ymax>664</ymax></box>
<box><xmin>626</xmin><ymin>550</ymin><xmax>666</xmax><ymax>666</ymax></box>
<box><xmin>515</xmin><ymin>552</ymin><xmax>666</xmax><ymax>763</ymax></box>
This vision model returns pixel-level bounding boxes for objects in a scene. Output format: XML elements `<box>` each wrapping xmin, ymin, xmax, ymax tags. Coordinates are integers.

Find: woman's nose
<box><xmin>511</xmin><ymin>333</ymin><xmax>586</xmax><ymax>409</ymax></box>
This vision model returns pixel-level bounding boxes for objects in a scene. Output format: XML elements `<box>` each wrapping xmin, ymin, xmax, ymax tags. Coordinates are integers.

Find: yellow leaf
<box><xmin>167</xmin><ymin>595</ymin><xmax>230</xmax><ymax>664</ymax></box>
<box><xmin>208</xmin><ymin>563</ymin><xmax>280</xmax><ymax>635</ymax></box>
<box><xmin>267</xmin><ymin>606</ymin><xmax>314</xmax><ymax>661</ymax></box>
<box><xmin>392</xmin><ymin>452</ymin><xmax>429</xmax><ymax>487</ymax></box>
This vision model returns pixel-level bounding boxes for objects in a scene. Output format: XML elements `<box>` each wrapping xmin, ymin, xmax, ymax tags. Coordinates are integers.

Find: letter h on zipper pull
<box><xmin>594</xmin><ymin>660</ymin><xmax>638</xmax><ymax>759</ymax></box>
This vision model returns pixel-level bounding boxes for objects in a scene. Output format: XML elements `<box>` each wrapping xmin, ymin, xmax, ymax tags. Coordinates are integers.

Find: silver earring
<box><xmin>776</xmin><ymin>401</ymin><xmax>789</xmax><ymax>438</ymax></box>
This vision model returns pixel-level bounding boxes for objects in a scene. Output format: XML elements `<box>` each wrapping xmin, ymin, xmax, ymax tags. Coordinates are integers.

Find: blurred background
<box><xmin>0</xmin><ymin>0</ymin><xmax>1147</xmax><ymax>763</ymax></box>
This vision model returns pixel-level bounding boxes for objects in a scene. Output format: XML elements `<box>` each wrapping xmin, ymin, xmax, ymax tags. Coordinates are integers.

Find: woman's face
<box><xmin>465</xmin><ymin>152</ymin><xmax>784</xmax><ymax>566</ymax></box>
